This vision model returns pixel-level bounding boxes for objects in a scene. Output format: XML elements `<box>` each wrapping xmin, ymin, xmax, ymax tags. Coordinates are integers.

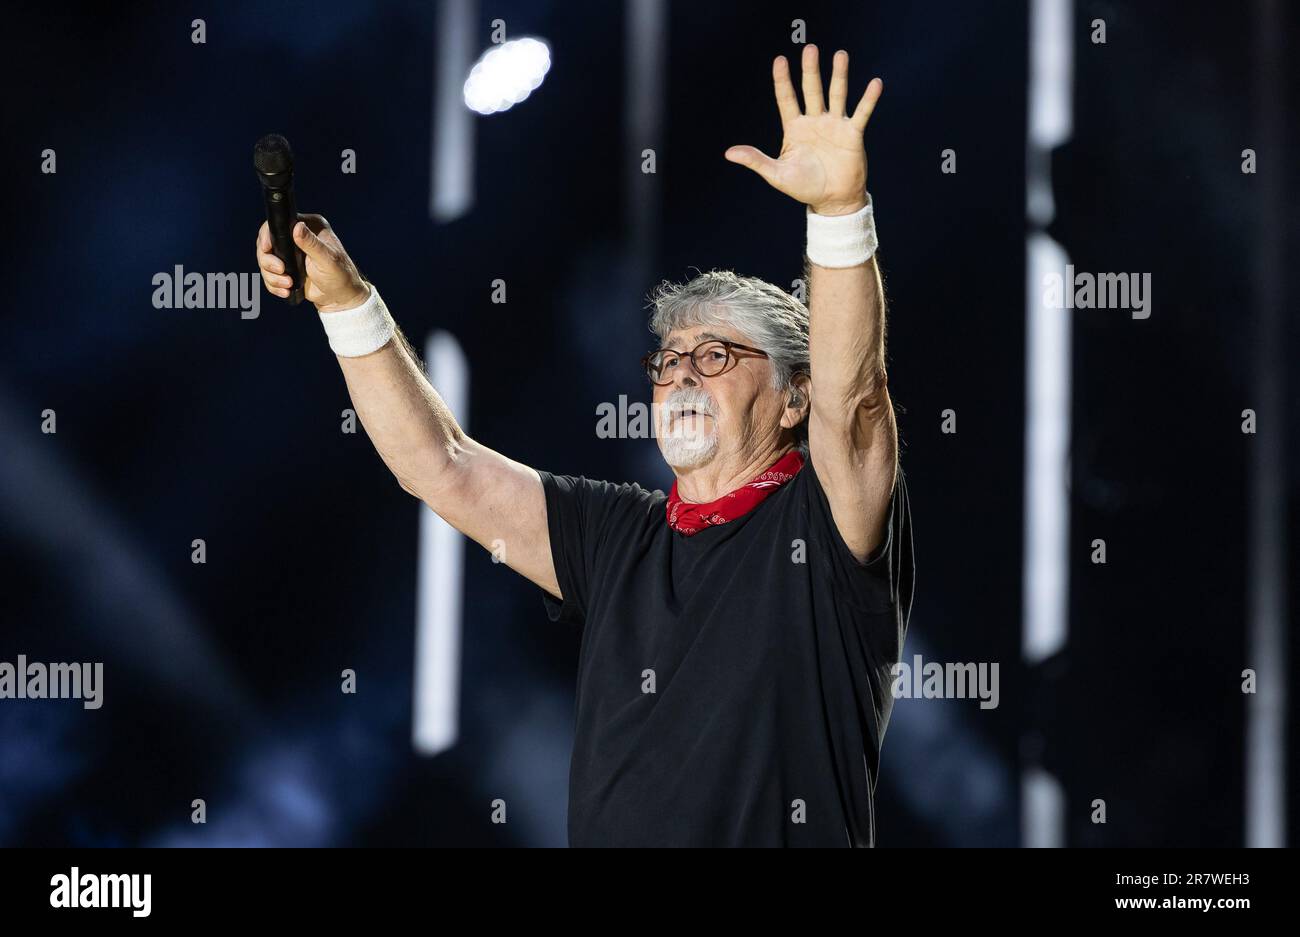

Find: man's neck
<box><xmin>674</xmin><ymin>444</ymin><xmax>796</xmax><ymax>503</ymax></box>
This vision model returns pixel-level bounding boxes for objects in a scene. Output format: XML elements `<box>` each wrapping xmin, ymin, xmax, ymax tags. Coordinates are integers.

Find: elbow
<box><xmin>380</xmin><ymin>439</ymin><xmax>465</xmax><ymax>506</ymax></box>
<box><xmin>813</xmin><ymin>372</ymin><xmax>890</xmax><ymax>424</ymax></box>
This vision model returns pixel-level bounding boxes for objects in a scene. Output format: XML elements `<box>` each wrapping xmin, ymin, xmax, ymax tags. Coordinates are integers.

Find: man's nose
<box><xmin>672</xmin><ymin>360</ymin><xmax>701</xmax><ymax>388</ymax></box>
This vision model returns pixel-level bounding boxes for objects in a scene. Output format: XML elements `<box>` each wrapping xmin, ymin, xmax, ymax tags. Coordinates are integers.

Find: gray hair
<box><xmin>647</xmin><ymin>269</ymin><xmax>810</xmax><ymax>450</ymax></box>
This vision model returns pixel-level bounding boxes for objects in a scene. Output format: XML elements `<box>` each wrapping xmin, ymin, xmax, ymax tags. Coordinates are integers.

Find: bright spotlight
<box><xmin>463</xmin><ymin>37</ymin><xmax>552</xmax><ymax>115</ymax></box>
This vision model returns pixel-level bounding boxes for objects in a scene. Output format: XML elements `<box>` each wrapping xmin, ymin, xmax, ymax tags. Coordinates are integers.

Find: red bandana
<box><xmin>665</xmin><ymin>450</ymin><xmax>806</xmax><ymax>535</ymax></box>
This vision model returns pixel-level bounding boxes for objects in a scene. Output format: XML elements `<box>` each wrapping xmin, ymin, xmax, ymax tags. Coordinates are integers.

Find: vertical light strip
<box><xmin>413</xmin><ymin>331</ymin><xmax>470</xmax><ymax>755</ymax></box>
<box><xmin>1023</xmin><ymin>234</ymin><xmax>1071</xmax><ymax>666</ymax></box>
<box><xmin>1022</xmin><ymin>767</ymin><xmax>1066</xmax><ymax>849</ymax></box>
<box><xmin>1245</xmin><ymin>0</ymin><xmax>1287</xmax><ymax>849</ymax></box>
<box><xmin>624</xmin><ymin>0</ymin><xmax>667</xmax><ymax>260</ymax></box>
<box><xmin>1022</xmin><ymin>0</ymin><xmax>1074</xmax><ymax>848</ymax></box>
<box><xmin>431</xmin><ymin>0</ymin><xmax>477</xmax><ymax>221</ymax></box>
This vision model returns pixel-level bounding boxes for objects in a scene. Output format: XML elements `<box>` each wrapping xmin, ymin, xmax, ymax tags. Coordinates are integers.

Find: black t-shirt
<box><xmin>537</xmin><ymin>456</ymin><xmax>915</xmax><ymax>847</ymax></box>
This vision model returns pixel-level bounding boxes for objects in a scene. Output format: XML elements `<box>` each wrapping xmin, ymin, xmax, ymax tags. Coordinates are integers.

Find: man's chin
<box><xmin>658</xmin><ymin>436</ymin><xmax>719</xmax><ymax>470</ymax></box>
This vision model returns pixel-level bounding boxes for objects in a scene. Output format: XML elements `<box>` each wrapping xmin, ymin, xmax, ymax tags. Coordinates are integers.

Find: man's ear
<box><xmin>780</xmin><ymin>373</ymin><xmax>812</xmax><ymax>428</ymax></box>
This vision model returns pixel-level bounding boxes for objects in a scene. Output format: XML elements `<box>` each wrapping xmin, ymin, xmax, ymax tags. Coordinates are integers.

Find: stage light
<box><xmin>413</xmin><ymin>331</ymin><xmax>469</xmax><ymax>756</ymax></box>
<box><xmin>463</xmin><ymin>37</ymin><xmax>551</xmax><ymax>115</ymax></box>
<box><xmin>1021</xmin><ymin>0</ymin><xmax>1074</xmax><ymax>850</ymax></box>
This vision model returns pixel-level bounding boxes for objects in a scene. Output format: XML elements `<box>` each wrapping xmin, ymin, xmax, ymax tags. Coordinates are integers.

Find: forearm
<box><xmin>806</xmin><ymin>251</ymin><xmax>888</xmax><ymax>411</ymax></box>
<box><xmin>332</xmin><ymin>312</ymin><xmax>467</xmax><ymax>500</ymax></box>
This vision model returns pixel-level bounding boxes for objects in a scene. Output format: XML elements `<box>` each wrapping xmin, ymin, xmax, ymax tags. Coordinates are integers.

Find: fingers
<box><xmin>800</xmin><ymin>44</ymin><xmax>824</xmax><ymax>116</ymax></box>
<box><xmin>850</xmin><ymin>77</ymin><xmax>884</xmax><ymax>132</ymax></box>
<box><xmin>257</xmin><ymin>253</ymin><xmax>293</xmax><ymax>293</ymax></box>
<box><xmin>296</xmin><ymin>212</ymin><xmax>331</xmax><ymax>235</ymax></box>
<box><xmin>724</xmin><ymin>145</ymin><xmax>780</xmax><ymax>185</ymax></box>
<box><xmin>255</xmin><ymin>222</ymin><xmax>292</xmax><ymax>295</ymax></box>
<box><xmin>772</xmin><ymin>56</ymin><xmax>800</xmax><ymax>125</ymax></box>
<box><xmin>777</xmin><ymin>47</ymin><xmax>876</xmax><ymax>129</ymax></box>
<box><xmin>256</xmin><ymin>243</ymin><xmax>281</xmax><ymax>275</ymax></box>
<box><xmin>292</xmin><ymin>218</ymin><xmax>333</xmax><ymax>262</ymax></box>
<box><xmin>828</xmin><ymin>50</ymin><xmax>849</xmax><ymax>116</ymax></box>
<box><xmin>257</xmin><ymin>216</ymin><xmax>338</xmax><ymax>299</ymax></box>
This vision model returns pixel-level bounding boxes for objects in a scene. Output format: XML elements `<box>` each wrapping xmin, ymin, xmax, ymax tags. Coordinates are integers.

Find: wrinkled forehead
<box><xmin>663</xmin><ymin>326</ymin><xmax>749</xmax><ymax>349</ymax></box>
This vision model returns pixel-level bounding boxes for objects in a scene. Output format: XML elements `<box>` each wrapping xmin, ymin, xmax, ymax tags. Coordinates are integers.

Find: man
<box><xmin>257</xmin><ymin>46</ymin><xmax>914</xmax><ymax>847</ymax></box>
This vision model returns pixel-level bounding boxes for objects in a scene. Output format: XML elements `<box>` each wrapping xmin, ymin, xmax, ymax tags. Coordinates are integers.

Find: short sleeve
<box><xmin>803</xmin><ymin>459</ymin><xmax>915</xmax><ymax>625</ymax></box>
<box><xmin>536</xmin><ymin>471</ymin><xmax>662</xmax><ymax>627</ymax></box>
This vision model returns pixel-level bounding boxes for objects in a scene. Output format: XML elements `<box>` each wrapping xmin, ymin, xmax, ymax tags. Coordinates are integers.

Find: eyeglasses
<box><xmin>640</xmin><ymin>340</ymin><xmax>770</xmax><ymax>386</ymax></box>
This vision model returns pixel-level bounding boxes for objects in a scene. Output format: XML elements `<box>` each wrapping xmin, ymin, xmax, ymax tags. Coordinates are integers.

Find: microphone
<box><xmin>254</xmin><ymin>134</ymin><xmax>307</xmax><ymax>306</ymax></box>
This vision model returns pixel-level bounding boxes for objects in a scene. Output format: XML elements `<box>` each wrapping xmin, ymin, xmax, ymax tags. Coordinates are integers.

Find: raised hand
<box><xmin>725</xmin><ymin>46</ymin><xmax>882</xmax><ymax>216</ymax></box>
<box><xmin>256</xmin><ymin>214</ymin><xmax>369</xmax><ymax>313</ymax></box>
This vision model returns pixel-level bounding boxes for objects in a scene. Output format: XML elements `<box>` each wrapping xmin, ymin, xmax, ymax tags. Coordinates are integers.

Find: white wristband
<box><xmin>806</xmin><ymin>194</ymin><xmax>878</xmax><ymax>268</ymax></box>
<box><xmin>317</xmin><ymin>283</ymin><xmax>397</xmax><ymax>357</ymax></box>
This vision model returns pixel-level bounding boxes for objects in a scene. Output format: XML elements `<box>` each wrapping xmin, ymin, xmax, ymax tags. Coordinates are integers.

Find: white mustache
<box><xmin>659</xmin><ymin>389</ymin><xmax>716</xmax><ymax>419</ymax></box>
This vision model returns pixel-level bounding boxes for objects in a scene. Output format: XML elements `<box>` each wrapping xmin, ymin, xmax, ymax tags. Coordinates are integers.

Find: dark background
<box><xmin>0</xmin><ymin>0</ymin><xmax>1295</xmax><ymax>846</ymax></box>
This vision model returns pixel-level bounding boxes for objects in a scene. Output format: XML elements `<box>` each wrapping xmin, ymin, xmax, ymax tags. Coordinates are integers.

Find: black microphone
<box><xmin>254</xmin><ymin>134</ymin><xmax>307</xmax><ymax>306</ymax></box>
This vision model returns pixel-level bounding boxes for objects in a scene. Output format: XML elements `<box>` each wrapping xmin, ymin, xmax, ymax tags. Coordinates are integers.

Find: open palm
<box><xmin>726</xmin><ymin>46</ymin><xmax>882</xmax><ymax>216</ymax></box>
